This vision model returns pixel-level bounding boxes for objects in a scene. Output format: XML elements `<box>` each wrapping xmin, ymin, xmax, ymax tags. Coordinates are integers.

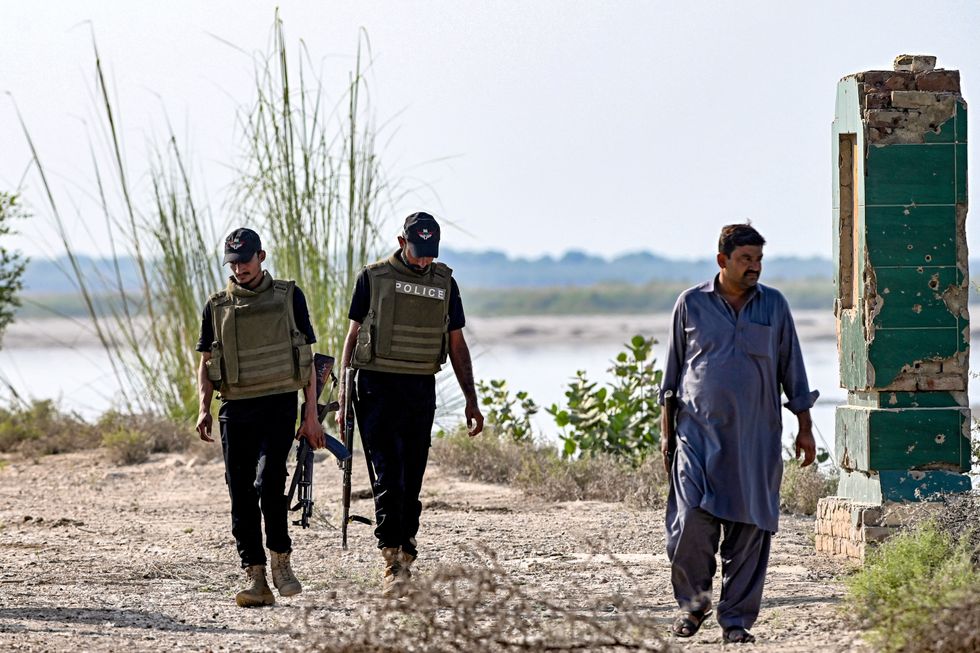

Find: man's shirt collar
<box><xmin>702</xmin><ymin>273</ymin><xmax>765</xmax><ymax>297</ymax></box>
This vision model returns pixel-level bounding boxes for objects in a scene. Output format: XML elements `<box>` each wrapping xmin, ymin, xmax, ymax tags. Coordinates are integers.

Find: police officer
<box><xmin>195</xmin><ymin>228</ymin><xmax>324</xmax><ymax>607</ymax></box>
<box><xmin>337</xmin><ymin>212</ymin><xmax>484</xmax><ymax>598</ymax></box>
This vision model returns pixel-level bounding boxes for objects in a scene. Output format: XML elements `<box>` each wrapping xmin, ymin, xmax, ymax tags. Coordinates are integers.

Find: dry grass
<box><xmin>431</xmin><ymin>426</ymin><xmax>668</xmax><ymax>508</ymax></box>
<box><xmin>0</xmin><ymin>399</ymin><xmax>99</xmax><ymax>458</ymax></box>
<box><xmin>780</xmin><ymin>459</ymin><xmax>838</xmax><ymax>516</ymax></box>
<box><xmin>300</xmin><ymin>549</ymin><xmax>669</xmax><ymax>653</ymax></box>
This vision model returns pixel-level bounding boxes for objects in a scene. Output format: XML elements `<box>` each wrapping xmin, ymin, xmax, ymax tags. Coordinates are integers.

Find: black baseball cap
<box><xmin>402</xmin><ymin>212</ymin><xmax>440</xmax><ymax>258</ymax></box>
<box><xmin>223</xmin><ymin>228</ymin><xmax>262</xmax><ymax>264</ymax></box>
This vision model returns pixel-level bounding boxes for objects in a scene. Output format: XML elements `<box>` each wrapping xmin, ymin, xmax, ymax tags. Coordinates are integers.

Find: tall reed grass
<box><xmin>234</xmin><ymin>18</ymin><xmax>393</xmax><ymax>359</ymax></box>
<box><xmin>15</xmin><ymin>14</ymin><xmax>394</xmax><ymax>422</ymax></box>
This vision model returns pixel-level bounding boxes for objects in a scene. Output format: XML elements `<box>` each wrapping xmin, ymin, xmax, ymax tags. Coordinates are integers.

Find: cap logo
<box><xmin>227</xmin><ymin>238</ymin><xmax>244</xmax><ymax>250</ymax></box>
<box><xmin>417</xmin><ymin>228</ymin><xmax>433</xmax><ymax>241</ymax></box>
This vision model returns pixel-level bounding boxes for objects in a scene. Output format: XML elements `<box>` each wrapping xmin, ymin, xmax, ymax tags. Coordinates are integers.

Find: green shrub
<box><xmin>546</xmin><ymin>335</ymin><xmax>663</xmax><ymax>464</ymax></box>
<box><xmin>0</xmin><ymin>192</ymin><xmax>28</xmax><ymax>346</ymax></box>
<box><xmin>102</xmin><ymin>428</ymin><xmax>152</xmax><ymax>465</ymax></box>
<box><xmin>780</xmin><ymin>458</ymin><xmax>838</xmax><ymax>516</ymax></box>
<box><xmin>846</xmin><ymin>520</ymin><xmax>980</xmax><ymax>652</ymax></box>
<box><xmin>476</xmin><ymin>380</ymin><xmax>538</xmax><ymax>443</ymax></box>
<box><xmin>0</xmin><ymin>400</ymin><xmax>99</xmax><ymax>457</ymax></box>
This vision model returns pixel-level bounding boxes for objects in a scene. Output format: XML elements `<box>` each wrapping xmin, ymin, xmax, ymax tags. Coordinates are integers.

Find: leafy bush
<box><xmin>432</xmin><ymin>426</ymin><xmax>668</xmax><ymax>508</ymax></box>
<box><xmin>102</xmin><ymin>428</ymin><xmax>152</xmax><ymax>465</ymax></box>
<box><xmin>846</xmin><ymin>520</ymin><xmax>980</xmax><ymax>652</ymax></box>
<box><xmin>476</xmin><ymin>379</ymin><xmax>538</xmax><ymax>443</ymax></box>
<box><xmin>546</xmin><ymin>335</ymin><xmax>662</xmax><ymax>464</ymax></box>
<box><xmin>0</xmin><ymin>400</ymin><xmax>99</xmax><ymax>457</ymax></box>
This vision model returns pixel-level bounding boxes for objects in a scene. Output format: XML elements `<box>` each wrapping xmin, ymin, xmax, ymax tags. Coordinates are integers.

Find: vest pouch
<box><xmin>294</xmin><ymin>340</ymin><xmax>313</xmax><ymax>379</ymax></box>
<box><xmin>374</xmin><ymin>292</ymin><xmax>393</xmax><ymax>357</ymax></box>
<box><xmin>353</xmin><ymin>310</ymin><xmax>375</xmax><ymax>365</ymax></box>
<box><xmin>207</xmin><ymin>342</ymin><xmax>224</xmax><ymax>383</ymax></box>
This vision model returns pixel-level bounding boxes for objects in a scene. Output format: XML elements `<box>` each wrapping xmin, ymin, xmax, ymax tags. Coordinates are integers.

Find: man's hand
<box><xmin>196</xmin><ymin>410</ymin><xmax>214</xmax><ymax>443</ymax></box>
<box><xmin>298</xmin><ymin>415</ymin><xmax>325</xmax><ymax>450</ymax></box>
<box><xmin>794</xmin><ymin>427</ymin><xmax>816</xmax><ymax>467</ymax></box>
<box><xmin>465</xmin><ymin>400</ymin><xmax>484</xmax><ymax>437</ymax></box>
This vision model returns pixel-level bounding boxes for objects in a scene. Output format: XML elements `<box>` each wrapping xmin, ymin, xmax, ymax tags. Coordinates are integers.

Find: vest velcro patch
<box><xmin>395</xmin><ymin>280</ymin><xmax>446</xmax><ymax>300</ymax></box>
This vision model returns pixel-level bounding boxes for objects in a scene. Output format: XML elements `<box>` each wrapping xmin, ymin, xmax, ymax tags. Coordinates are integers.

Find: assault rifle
<box><xmin>341</xmin><ymin>366</ymin><xmax>372</xmax><ymax>549</ymax></box>
<box><xmin>287</xmin><ymin>353</ymin><xmax>352</xmax><ymax>529</ymax></box>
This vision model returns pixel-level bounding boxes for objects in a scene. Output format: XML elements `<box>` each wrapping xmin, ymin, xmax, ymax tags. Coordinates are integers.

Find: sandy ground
<box><xmin>0</xmin><ymin>448</ymin><xmax>869</xmax><ymax>652</ymax></box>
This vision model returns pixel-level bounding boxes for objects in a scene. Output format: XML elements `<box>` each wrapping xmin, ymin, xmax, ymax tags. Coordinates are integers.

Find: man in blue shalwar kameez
<box><xmin>659</xmin><ymin>223</ymin><xmax>818</xmax><ymax>644</ymax></box>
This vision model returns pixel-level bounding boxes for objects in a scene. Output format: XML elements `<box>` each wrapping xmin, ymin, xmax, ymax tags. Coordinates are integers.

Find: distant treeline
<box><xmin>21</xmin><ymin>250</ymin><xmax>838</xmax><ymax>294</ymax></box>
<box><xmin>464</xmin><ymin>279</ymin><xmax>836</xmax><ymax>316</ymax></box>
<box><xmin>17</xmin><ymin>280</ymin><xmax>835</xmax><ymax>319</ymax></box>
<box><xmin>17</xmin><ymin>252</ymin><xmax>980</xmax><ymax>318</ymax></box>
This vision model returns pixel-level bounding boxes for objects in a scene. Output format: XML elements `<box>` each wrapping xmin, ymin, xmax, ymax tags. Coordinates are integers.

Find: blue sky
<box><xmin>2</xmin><ymin>0</ymin><xmax>977</xmax><ymax>260</ymax></box>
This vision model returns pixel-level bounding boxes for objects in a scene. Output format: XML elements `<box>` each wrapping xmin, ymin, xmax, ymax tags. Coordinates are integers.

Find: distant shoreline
<box><xmin>3</xmin><ymin>310</ymin><xmax>841</xmax><ymax>349</ymax></box>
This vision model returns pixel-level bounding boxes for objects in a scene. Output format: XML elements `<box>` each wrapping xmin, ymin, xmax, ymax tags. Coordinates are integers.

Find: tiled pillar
<box><xmin>817</xmin><ymin>55</ymin><xmax>971</xmax><ymax>558</ymax></box>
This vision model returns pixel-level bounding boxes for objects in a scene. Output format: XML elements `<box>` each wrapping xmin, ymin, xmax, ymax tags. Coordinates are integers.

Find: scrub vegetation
<box><xmin>14</xmin><ymin>13</ymin><xmax>390</xmax><ymax>422</ymax></box>
<box><xmin>0</xmin><ymin>192</ymin><xmax>27</xmax><ymax>349</ymax></box>
<box><xmin>0</xmin><ymin>400</ymin><xmax>206</xmax><ymax>464</ymax></box>
<box><xmin>845</xmin><ymin>500</ymin><xmax>980</xmax><ymax>653</ymax></box>
<box><xmin>437</xmin><ymin>336</ymin><xmax>837</xmax><ymax>514</ymax></box>
<box><xmin>0</xmin><ymin>399</ymin><xmax>99</xmax><ymax>459</ymax></box>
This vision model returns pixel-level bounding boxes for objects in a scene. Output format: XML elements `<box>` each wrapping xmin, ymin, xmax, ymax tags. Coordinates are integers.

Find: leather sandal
<box><xmin>723</xmin><ymin>626</ymin><xmax>756</xmax><ymax>643</ymax></box>
<box><xmin>672</xmin><ymin>608</ymin><xmax>712</xmax><ymax>638</ymax></box>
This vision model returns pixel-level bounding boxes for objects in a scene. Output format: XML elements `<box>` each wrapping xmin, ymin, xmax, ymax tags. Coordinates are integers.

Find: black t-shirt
<box><xmin>347</xmin><ymin>268</ymin><xmax>465</xmax><ymax>331</ymax></box>
<box><xmin>197</xmin><ymin>283</ymin><xmax>316</xmax><ymax>422</ymax></box>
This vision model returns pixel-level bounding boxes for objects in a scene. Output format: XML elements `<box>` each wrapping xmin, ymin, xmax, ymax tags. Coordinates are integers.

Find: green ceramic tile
<box><xmin>848</xmin><ymin>391</ymin><xmax>966</xmax><ymax>408</ymax></box>
<box><xmin>838</xmin><ymin>469</ymin><xmax>971</xmax><ymax>503</ymax></box>
<box><xmin>870</xmin><ymin>410</ymin><xmax>971</xmax><ymax>470</ymax></box>
<box><xmin>955</xmin><ymin>100</ymin><xmax>967</xmax><ymax>143</ymax></box>
<box><xmin>864</xmin><ymin>205</ymin><xmax>957</xmax><ymax>266</ymax></box>
<box><xmin>923</xmin><ymin>113</ymin><xmax>957</xmax><ymax>143</ymax></box>
<box><xmin>866</xmin><ymin>144</ymin><xmax>955</xmax><ymax>205</ymax></box>
<box><xmin>869</xmin><ymin>327</ymin><xmax>960</xmax><ymax>387</ymax></box>
<box><xmin>873</xmin><ymin>267</ymin><xmax>959</xmax><ymax>329</ymax></box>
<box><xmin>956</xmin><ymin>143</ymin><xmax>967</xmax><ymax>204</ymax></box>
<box><xmin>837</xmin><ymin>407</ymin><xmax>970</xmax><ymax>471</ymax></box>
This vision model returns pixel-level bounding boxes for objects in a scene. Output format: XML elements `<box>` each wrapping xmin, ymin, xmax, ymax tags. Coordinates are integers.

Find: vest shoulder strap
<box><xmin>272</xmin><ymin>279</ymin><xmax>294</xmax><ymax>299</ymax></box>
<box><xmin>209</xmin><ymin>289</ymin><xmax>231</xmax><ymax>306</ymax></box>
<box><xmin>431</xmin><ymin>262</ymin><xmax>453</xmax><ymax>284</ymax></box>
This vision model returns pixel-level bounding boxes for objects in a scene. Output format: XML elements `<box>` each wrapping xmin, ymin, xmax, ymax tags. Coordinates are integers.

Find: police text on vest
<box><xmin>395</xmin><ymin>281</ymin><xmax>446</xmax><ymax>300</ymax></box>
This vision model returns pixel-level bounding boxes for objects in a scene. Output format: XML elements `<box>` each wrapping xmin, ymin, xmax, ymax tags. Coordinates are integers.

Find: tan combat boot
<box><xmin>269</xmin><ymin>550</ymin><xmax>302</xmax><ymax>597</ymax></box>
<box><xmin>381</xmin><ymin>547</ymin><xmax>403</xmax><ymax>598</ymax></box>
<box><xmin>396</xmin><ymin>549</ymin><xmax>416</xmax><ymax>597</ymax></box>
<box><xmin>235</xmin><ymin>565</ymin><xmax>275</xmax><ymax>607</ymax></box>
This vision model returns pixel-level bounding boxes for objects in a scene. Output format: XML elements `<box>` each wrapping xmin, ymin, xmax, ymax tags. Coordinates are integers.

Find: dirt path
<box><xmin>0</xmin><ymin>450</ymin><xmax>868</xmax><ymax>652</ymax></box>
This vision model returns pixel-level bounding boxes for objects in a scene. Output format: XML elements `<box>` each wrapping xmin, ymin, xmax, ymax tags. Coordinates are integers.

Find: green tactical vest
<box><xmin>204</xmin><ymin>271</ymin><xmax>312</xmax><ymax>400</ymax></box>
<box><xmin>352</xmin><ymin>251</ymin><xmax>453</xmax><ymax>375</ymax></box>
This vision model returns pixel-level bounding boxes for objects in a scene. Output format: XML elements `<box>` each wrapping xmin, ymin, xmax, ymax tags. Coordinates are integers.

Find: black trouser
<box><xmin>219</xmin><ymin>395</ymin><xmax>297</xmax><ymax>568</ymax></box>
<box><xmin>354</xmin><ymin>370</ymin><xmax>435</xmax><ymax>558</ymax></box>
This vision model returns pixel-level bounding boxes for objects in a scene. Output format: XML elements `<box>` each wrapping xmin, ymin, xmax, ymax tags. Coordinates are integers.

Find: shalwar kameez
<box><xmin>660</xmin><ymin>276</ymin><xmax>818</xmax><ymax>630</ymax></box>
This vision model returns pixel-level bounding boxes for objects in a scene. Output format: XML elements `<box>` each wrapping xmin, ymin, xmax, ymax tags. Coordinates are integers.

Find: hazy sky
<box><xmin>2</xmin><ymin>1</ymin><xmax>978</xmax><ymax>260</ymax></box>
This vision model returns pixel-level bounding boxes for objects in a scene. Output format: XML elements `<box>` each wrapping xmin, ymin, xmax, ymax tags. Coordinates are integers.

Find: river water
<box><xmin>0</xmin><ymin>313</ymin><xmax>975</xmax><ymax>464</ymax></box>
